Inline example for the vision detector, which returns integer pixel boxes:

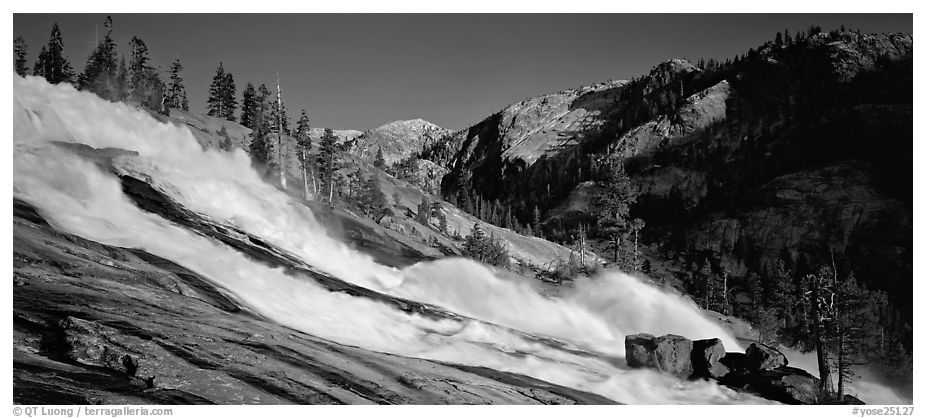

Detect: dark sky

[13,14,912,131]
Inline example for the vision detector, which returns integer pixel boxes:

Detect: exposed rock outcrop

[745,343,788,371]
[614,80,730,159]
[624,333,693,379]
[719,366,820,405]
[442,30,912,321]
[691,338,729,379]
[625,333,839,405]
[348,119,452,166]
[13,199,616,405]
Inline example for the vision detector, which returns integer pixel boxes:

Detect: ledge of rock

[624,333,693,379]
[625,333,857,405]
[719,366,820,405]
[745,343,788,371]
[13,199,617,405]
[691,338,729,379]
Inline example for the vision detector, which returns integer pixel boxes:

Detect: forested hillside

[437,28,913,384]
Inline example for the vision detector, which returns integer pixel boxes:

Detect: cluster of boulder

[624,333,859,405]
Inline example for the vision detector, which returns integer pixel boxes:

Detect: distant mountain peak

[350,118,453,165]
[653,58,698,73]
[374,118,446,132]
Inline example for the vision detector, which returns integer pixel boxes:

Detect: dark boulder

[740,366,820,405]
[719,364,820,404]
[691,338,729,379]
[719,352,750,373]
[745,343,788,371]
[625,333,693,379]
[625,333,656,368]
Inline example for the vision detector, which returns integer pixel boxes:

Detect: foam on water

[14,76,778,404]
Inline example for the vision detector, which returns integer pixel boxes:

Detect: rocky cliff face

[442,80,626,198]
[348,119,453,166]
[440,30,912,316]
[13,198,614,405]
[453,80,626,166]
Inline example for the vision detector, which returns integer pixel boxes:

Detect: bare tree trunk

[310,167,318,195]
[810,276,833,397]
[831,246,838,284]
[612,235,618,265]
[328,178,334,204]
[276,75,286,190]
[580,233,586,266]
[837,326,845,401]
[706,279,712,311]
[723,270,729,315]
[301,148,310,200]
[815,327,832,396]
[632,228,639,271]
[278,136,286,189]
[832,245,842,401]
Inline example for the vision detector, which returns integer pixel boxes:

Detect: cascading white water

[14,76,772,404]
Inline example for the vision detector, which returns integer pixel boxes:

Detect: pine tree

[373,148,387,170]
[165,57,189,110]
[438,211,448,234]
[462,223,510,267]
[430,201,443,218]
[128,37,150,92]
[248,84,274,170]
[343,170,361,202]
[206,63,227,117]
[417,198,430,226]
[484,231,510,268]
[799,268,835,396]
[698,258,715,309]
[131,39,164,111]
[294,109,315,199]
[77,16,120,100]
[249,121,273,168]
[766,258,797,328]
[490,199,501,226]
[217,126,233,151]
[32,46,46,77]
[293,110,309,141]
[462,188,474,214]
[240,83,259,130]
[463,223,487,260]
[357,174,387,220]
[127,37,165,112]
[116,57,128,99]
[818,268,891,401]
[14,36,28,77]
[370,176,388,220]
[33,23,74,84]
[221,71,237,121]
[269,88,289,135]
[533,205,542,237]
[257,84,271,105]
[316,128,341,203]
[594,161,638,265]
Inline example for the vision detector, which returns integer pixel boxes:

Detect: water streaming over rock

[13,76,782,404]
